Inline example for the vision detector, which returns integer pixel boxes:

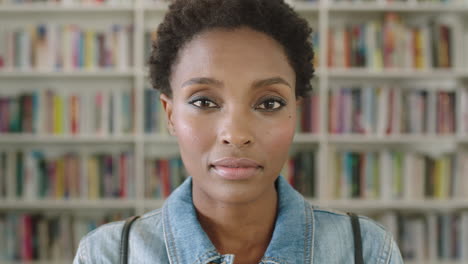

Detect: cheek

[260,112,296,159]
[172,109,215,166]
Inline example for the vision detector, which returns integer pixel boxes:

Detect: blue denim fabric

[73,176,403,264]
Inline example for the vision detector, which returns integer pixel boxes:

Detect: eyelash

[188,96,219,109]
[256,97,286,111]
[188,96,286,111]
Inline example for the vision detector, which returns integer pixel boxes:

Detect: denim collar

[162,176,315,264]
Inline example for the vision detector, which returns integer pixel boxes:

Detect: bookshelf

[1,0,468,262]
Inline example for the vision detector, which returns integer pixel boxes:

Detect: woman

[73,0,403,263]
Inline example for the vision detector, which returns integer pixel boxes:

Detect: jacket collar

[162,176,315,264]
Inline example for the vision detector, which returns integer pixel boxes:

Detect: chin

[211,181,273,205]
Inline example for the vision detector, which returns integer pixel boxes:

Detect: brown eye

[256,98,285,111]
[190,98,218,108]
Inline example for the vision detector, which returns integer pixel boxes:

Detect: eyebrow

[181,77,292,89]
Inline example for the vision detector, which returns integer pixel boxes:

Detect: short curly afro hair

[148,0,315,98]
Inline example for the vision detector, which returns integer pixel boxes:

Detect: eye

[256,98,286,111]
[189,97,219,109]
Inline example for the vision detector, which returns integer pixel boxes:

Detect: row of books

[144,88,167,135]
[459,87,468,134]
[297,94,319,133]
[282,151,316,197]
[144,156,186,199]
[375,211,468,261]
[0,149,135,199]
[0,212,129,261]
[327,13,458,69]
[330,149,468,200]
[0,23,133,71]
[0,85,462,136]
[0,88,135,135]
[328,84,456,134]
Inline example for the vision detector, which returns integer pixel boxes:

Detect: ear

[160,93,175,136]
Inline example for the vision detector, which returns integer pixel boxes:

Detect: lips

[210,157,262,180]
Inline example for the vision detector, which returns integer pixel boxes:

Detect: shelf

[327,68,463,79]
[310,199,468,212]
[0,199,138,210]
[293,133,322,143]
[0,3,134,12]
[0,134,463,145]
[2,2,468,13]
[6,68,467,80]
[143,1,169,12]
[328,2,468,12]
[0,134,135,144]
[144,134,178,144]
[290,1,320,12]
[143,199,165,209]
[0,69,135,78]
[327,134,456,144]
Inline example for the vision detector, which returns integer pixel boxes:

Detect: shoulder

[311,205,403,264]
[73,208,165,264]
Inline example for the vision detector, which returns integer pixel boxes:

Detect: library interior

[0,0,468,263]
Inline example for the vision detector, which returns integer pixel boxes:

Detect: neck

[193,184,278,264]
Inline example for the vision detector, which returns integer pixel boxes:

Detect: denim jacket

[73,176,403,264]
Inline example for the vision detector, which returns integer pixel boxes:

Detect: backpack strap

[347,212,364,264]
[120,215,140,264]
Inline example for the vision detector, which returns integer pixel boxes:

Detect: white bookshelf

[1,0,468,263]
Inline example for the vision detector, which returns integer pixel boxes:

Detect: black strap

[347,212,364,264]
[120,215,140,264]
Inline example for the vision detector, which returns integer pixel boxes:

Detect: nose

[219,110,254,148]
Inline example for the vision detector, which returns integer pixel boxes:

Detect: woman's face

[160,26,298,204]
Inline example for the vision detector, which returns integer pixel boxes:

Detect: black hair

[148,0,315,98]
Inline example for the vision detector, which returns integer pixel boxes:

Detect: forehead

[169,26,296,90]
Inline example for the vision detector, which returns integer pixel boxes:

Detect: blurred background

[0,0,467,263]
